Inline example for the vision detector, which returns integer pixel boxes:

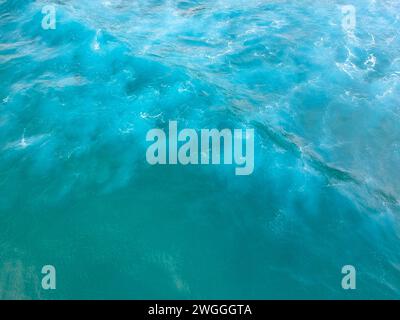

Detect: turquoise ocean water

[0,0,400,299]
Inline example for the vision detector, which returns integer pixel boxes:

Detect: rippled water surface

[1,0,400,299]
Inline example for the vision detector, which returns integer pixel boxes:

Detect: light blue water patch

[0,0,400,299]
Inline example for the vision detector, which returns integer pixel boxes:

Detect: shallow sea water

[0,0,400,299]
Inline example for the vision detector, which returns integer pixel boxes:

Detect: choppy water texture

[1,0,400,299]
